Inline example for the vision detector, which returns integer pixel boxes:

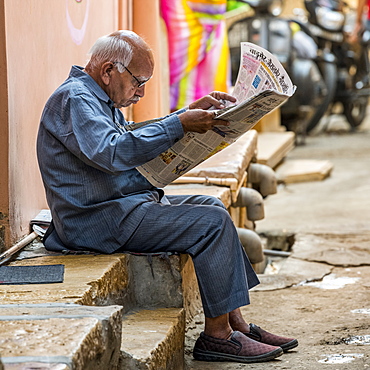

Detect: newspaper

[132,42,296,188]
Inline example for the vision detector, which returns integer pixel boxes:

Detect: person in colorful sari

[160,0,231,111]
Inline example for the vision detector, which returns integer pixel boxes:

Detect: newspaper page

[135,42,295,188]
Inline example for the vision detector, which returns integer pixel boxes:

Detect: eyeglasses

[112,61,150,88]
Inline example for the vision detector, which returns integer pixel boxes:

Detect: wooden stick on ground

[0,232,38,266]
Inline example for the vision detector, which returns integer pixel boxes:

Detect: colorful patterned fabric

[160,0,231,111]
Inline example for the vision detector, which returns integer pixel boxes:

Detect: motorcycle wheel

[305,61,337,133]
[343,96,369,129]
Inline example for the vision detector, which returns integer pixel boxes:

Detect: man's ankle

[204,328,233,340]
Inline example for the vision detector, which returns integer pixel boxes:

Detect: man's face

[107,51,154,109]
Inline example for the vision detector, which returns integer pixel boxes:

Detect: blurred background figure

[160,0,231,111]
[350,0,370,43]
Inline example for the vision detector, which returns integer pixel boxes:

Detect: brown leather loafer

[244,323,298,352]
[193,330,283,363]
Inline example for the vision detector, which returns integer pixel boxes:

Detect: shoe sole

[193,347,283,363]
[280,339,299,352]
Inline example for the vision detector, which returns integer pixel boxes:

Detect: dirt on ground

[185,111,370,369]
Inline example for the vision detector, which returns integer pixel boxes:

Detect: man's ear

[101,62,113,85]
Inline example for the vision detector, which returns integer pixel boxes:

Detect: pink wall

[0,0,170,248]
[1,0,135,246]
[0,1,10,248]
[132,0,170,122]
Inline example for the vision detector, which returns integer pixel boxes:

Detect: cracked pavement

[185,112,370,369]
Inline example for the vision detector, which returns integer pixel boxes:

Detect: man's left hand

[189,91,236,111]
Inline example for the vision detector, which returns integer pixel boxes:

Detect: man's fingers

[189,91,236,110]
[213,118,230,126]
[210,91,237,103]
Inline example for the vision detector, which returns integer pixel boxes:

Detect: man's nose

[136,85,146,97]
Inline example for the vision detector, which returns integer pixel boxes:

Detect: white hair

[87,30,141,72]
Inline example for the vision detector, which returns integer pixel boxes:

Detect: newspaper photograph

[135,42,296,188]
[137,129,231,188]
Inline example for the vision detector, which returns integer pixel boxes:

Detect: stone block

[129,254,183,308]
[0,303,123,370]
[179,255,202,323]
[0,254,134,310]
[3,363,69,369]
[128,254,201,323]
[257,131,295,168]
[276,159,333,183]
[184,130,258,182]
[120,308,185,370]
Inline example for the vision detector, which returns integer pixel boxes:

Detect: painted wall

[0,0,170,248]
[1,0,134,246]
[0,1,9,249]
[132,0,170,122]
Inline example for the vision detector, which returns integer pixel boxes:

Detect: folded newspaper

[133,42,296,188]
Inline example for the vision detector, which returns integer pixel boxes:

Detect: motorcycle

[227,0,338,136]
[303,0,370,131]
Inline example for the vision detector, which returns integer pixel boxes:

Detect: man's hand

[178,109,230,134]
[189,91,237,111]
[178,91,235,133]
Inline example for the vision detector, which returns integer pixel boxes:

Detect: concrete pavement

[258,112,370,235]
[185,110,370,369]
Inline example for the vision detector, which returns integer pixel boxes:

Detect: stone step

[0,303,123,369]
[0,254,133,308]
[0,253,201,369]
[183,130,258,182]
[0,304,185,370]
[178,130,258,204]
[128,254,200,323]
[0,252,200,318]
[120,308,185,370]
[257,131,295,168]
[275,159,334,184]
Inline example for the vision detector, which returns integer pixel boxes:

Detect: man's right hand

[178,109,230,134]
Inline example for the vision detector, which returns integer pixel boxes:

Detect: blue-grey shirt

[37,66,185,253]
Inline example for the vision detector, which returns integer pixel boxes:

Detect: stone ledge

[129,254,201,324]
[0,254,133,309]
[0,303,122,370]
[120,308,185,370]
[257,131,295,168]
[183,130,258,181]
[1,248,201,319]
[0,251,201,369]
[275,159,334,183]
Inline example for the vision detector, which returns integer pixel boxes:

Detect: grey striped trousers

[122,194,260,318]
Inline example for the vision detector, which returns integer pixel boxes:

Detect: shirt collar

[69,65,114,106]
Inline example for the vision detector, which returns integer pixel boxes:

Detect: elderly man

[37,30,298,364]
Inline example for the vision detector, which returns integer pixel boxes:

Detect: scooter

[227,0,337,136]
[303,0,370,130]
